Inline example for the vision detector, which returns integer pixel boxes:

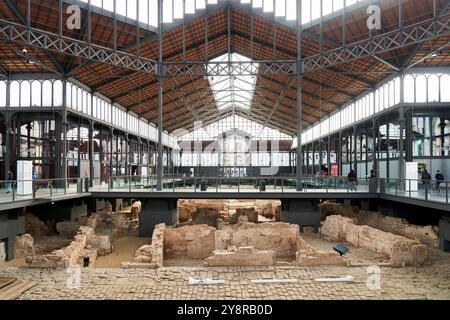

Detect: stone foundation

[216,223,299,259]
[204,246,276,267]
[321,215,427,267]
[320,202,439,247]
[296,236,346,266]
[164,225,215,259]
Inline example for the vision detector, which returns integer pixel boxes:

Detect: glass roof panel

[207,53,258,111]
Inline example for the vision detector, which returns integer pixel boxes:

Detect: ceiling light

[22,48,27,54]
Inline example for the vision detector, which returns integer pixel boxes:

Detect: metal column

[157,0,164,191]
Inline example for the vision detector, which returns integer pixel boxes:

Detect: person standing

[421,170,431,185]
[347,169,357,191]
[6,170,13,193]
[435,170,444,193]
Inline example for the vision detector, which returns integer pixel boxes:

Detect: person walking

[347,169,357,191]
[435,170,444,193]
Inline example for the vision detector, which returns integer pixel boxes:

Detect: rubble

[321,215,428,267]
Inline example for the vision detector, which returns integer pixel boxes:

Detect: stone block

[56,221,82,238]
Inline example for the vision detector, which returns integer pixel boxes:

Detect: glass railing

[381,178,449,204]
[0,178,85,204]
[89,175,376,194]
[0,176,447,206]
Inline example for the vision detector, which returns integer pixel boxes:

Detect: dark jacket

[436,173,444,181]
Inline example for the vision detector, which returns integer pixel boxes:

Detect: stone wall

[177,200,281,224]
[123,224,166,269]
[0,241,5,262]
[321,215,427,267]
[231,208,258,224]
[320,202,439,247]
[26,226,94,268]
[164,225,216,259]
[24,214,49,237]
[356,211,439,247]
[216,223,299,259]
[204,246,276,267]
[56,221,82,238]
[14,234,34,258]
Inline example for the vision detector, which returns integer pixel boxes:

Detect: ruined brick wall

[26,224,112,268]
[216,223,299,258]
[24,214,49,237]
[356,211,439,247]
[26,226,93,268]
[56,221,82,238]
[177,200,281,224]
[126,224,166,268]
[164,225,216,259]
[319,203,439,247]
[14,234,34,258]
[321,215,427,267]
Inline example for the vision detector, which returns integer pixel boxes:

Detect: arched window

[404,75,415,103]
[20,81,31,107]
[428,74,440,102]
[389,81,395,108]
[66,82,72,107]
[383,84,389,109]
[415,75,427,103]
[71,86,77,109]
[77,88,83,111]
[394,77,401,105]
[31,80,41,107]
[441,74,450,102]
[53,80,63,106]
[0,81,6,106]
[42,80,53,106]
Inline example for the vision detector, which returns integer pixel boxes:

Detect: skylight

[178,115,292,141]
[207,53,258,111]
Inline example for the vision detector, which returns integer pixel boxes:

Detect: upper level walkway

[0,176,448,212]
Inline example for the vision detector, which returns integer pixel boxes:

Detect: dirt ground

[94,236,150,268]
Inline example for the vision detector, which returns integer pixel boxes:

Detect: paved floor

[1,259,449,300]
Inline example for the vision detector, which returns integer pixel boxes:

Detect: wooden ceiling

[0,0,449,136]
